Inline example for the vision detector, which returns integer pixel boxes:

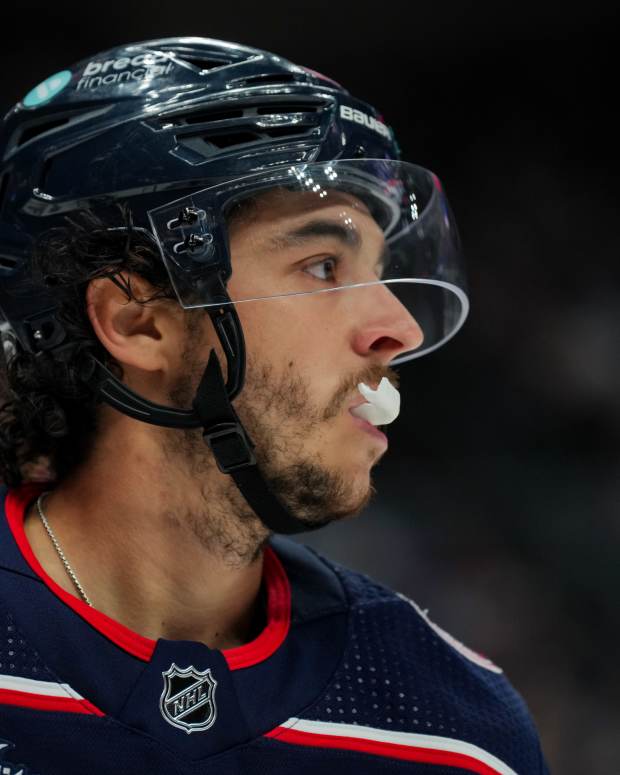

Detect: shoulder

[331,555,504,672]
[276,546,548,774]
[276,541,503,674]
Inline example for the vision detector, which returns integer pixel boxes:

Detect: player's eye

[303,256,339,282]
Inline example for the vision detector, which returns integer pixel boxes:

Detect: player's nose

[350,283,424,361]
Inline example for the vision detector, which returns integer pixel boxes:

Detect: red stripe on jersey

[0,688,104,716]
[223,546,290,670]
[6,485,291,669]
[5,484,156,662]
[265,727,505,775]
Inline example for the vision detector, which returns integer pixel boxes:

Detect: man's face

[200,187,424,528]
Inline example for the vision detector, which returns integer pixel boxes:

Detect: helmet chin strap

[81,294,329,536]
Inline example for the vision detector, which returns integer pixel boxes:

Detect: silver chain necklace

[36,493,93,607]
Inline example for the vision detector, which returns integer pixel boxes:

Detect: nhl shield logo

[160,664,218,734]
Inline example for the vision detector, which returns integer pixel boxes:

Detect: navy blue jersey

[0,484,548,774]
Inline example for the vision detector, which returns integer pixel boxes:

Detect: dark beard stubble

[163,333,395,565]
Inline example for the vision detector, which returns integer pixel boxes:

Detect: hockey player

[0,38,548,774]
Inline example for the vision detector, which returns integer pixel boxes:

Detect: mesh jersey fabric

[0,485,549,774]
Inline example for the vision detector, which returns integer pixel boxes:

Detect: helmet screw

[179,207,200,225]
[187,234,204,251]
[167,207,206,231]
[185,233,208,253]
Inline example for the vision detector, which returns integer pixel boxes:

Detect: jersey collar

[4,483,291,669]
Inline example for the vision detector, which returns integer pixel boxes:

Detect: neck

[23,414,270,649]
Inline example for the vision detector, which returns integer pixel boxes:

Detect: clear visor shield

[148,159,468,363]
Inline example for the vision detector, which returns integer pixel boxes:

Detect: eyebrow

[267,219,362,252]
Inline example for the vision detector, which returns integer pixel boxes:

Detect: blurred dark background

[2,2,618,772]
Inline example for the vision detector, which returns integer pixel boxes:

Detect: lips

[349,412,388,443]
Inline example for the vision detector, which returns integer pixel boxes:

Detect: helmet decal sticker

[340,105,391,139]
[77,52,175,92]
[22,70,72,108]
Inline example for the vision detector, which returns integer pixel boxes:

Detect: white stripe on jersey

[278,717,518,775]
[0,673,84,700]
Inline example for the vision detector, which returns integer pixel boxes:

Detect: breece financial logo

[23,70,72,107]
[77,51,174,91]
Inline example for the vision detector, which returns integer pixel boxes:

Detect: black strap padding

[230,465,331,534]
[207,304,245,400]
[84,356,202,428]
[192,350,325,535]
[78,276,327,534]
[83,353,324,534]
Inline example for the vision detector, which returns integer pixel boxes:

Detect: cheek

[238,297,338,362]
[236,298,345,402]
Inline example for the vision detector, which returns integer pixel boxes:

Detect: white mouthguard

[351,377,401,426]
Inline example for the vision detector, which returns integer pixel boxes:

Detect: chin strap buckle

[203,421,256,474]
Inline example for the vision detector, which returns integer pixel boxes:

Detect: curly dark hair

[0,207,181,488]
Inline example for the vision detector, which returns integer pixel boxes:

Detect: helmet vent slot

[14,116,71,149]
[0,254,18,271]
[159,98,326,130]
[238,73,297,87]
[182,108,245,125]
[256,102,322,115]
[176,119,314,158]
[262,125,312,138]
[38,157,54,191]
[179,56,232,72]
[0,172,10,215]
[205,131,262,149]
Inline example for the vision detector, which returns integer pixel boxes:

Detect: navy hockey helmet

[0,38,468,534]
[0,37,398,269]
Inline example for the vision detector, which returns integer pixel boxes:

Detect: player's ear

[86,273,183,373]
